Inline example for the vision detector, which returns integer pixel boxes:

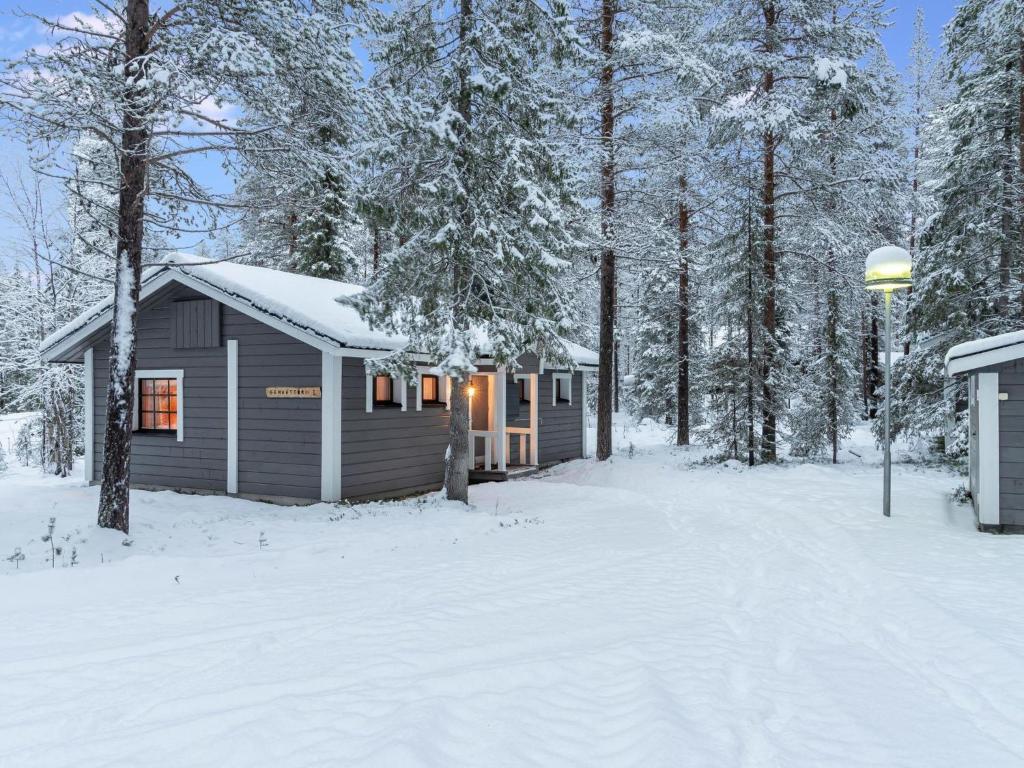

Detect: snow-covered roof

[41,255,598,368]
[945,330,1024,376]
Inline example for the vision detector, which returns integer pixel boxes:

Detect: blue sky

[0,0,960,264]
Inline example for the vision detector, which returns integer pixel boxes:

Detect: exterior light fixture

[865,245,913,518]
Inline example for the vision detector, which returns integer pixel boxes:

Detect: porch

[467,369,539,482]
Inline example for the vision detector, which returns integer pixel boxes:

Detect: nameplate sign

[265,387,321,399]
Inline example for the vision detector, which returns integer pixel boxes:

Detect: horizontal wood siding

[92,284,227,491]
[538,371,582,464]
[998,360,1024,524]
[341,357,450,499]
[227,307,321,500]
[90,282,322,501]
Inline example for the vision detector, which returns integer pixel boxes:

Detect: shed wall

[997,359,1024,525]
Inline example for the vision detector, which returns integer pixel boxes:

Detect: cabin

[945,331,1024,532]
[40,256,597,504]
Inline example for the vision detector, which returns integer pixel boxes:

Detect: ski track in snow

[1,423,1024,767]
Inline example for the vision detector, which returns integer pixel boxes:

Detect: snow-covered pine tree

[709,0,891,462]
[358,0,581,502]
[787,42,906,461]
[895,0,1023,450]
[2,0,364,532]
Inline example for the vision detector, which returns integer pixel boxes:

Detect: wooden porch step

[468,465,541,484]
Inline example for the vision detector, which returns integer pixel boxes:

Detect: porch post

[529,373,539,465]
[496,366,507,472]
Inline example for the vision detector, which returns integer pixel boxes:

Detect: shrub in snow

[41,517,63,569]
[6,547,25,570]
[951,485,972,505]
[15,418,42,467]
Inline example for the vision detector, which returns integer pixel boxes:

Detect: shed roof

[945,330,1024,376]
[41,254,598,368]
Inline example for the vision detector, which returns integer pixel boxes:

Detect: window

[366,373,407,412]
[138,378,178,432]
[552,372,572,405]
[421,374,441,405]
[373,374,395,405]
[518,378,529,404]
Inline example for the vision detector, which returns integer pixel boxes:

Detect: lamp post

[865,245,913,517]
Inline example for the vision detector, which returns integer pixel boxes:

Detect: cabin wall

[340,358,451,500]
[538,371,583,464]
[90,283,322,501]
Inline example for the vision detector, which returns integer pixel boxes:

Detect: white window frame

[365,373,406,413]
[416,368,447,411]
[513,373,531,404]
[552,372,572,406]
[134,369,184,442]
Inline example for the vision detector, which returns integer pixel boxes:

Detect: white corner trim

[581,371,588,458]
[399,376,407,412]
[539,356,545,375]
[321,352,343,502]
[83,347,94,483]
[226,340,238,495]
[496,366,507,472]
[978,372,1000,526]
[416,373,423,411]
[552,372,572,406]
[365,373,373,413]
[134,368,184,442]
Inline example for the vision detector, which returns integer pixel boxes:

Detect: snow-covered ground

[2,419,1024,767]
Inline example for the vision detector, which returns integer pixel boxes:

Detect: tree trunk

[676,174,690,446]
[445,378,471,503]
[1019,33,1024,315]
[97,0,150,534]
[372,225,381,274]
[595,0,616,461]
[746,197,756,467]
[868,294,880,418]
[826,108,839,464]
[759,0,778,463]
[444,0,474,503]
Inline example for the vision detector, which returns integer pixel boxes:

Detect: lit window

[422,374,441,404]
[138,378,178,432]
[373,374,394,405]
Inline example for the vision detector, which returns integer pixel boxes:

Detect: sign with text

[265,387,321,399]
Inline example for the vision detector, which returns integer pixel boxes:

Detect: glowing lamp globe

[865,246,912,291]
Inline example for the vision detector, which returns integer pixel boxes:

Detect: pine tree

[358,0,581,502]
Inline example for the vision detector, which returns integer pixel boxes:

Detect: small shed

[945,331,1024,531]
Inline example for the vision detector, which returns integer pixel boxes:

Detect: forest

[0,0,1021,507]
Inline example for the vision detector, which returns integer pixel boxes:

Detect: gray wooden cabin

[41,257,597,504]
[946,331,1024,531]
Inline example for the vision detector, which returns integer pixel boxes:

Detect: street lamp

[865,245,912,517]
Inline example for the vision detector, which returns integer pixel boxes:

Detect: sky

[0,0,961,266]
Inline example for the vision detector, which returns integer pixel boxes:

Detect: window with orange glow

[421,374,440,404]
[138,378,178,432]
